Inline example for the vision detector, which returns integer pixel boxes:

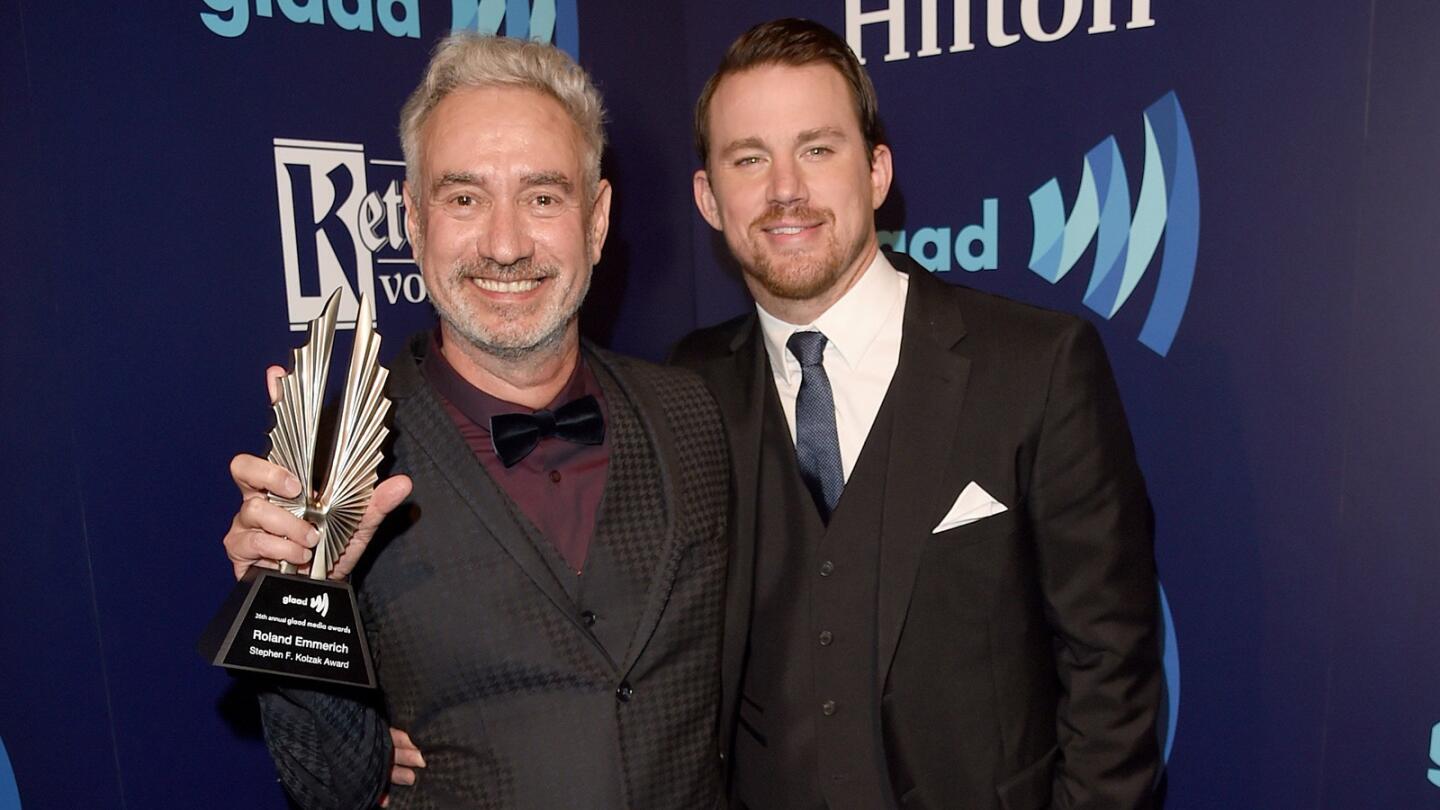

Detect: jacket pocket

[930,510,1020,549]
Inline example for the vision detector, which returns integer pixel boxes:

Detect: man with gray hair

[223,34,728,809]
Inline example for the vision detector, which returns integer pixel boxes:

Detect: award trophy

[199,290,390,688]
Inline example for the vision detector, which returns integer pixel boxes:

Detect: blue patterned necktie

[787,331,845,522]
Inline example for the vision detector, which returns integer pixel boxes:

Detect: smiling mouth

[755,205,829,237]
[472,277,543,293]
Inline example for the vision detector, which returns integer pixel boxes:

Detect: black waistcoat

[733,381,895,810]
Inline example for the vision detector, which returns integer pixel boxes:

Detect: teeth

[769,226,805,235]
[473,278,541,293]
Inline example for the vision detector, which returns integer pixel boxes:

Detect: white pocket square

[931,481,1008,534]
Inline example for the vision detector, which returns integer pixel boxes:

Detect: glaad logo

[1027,91,1199,357]
[198,0,578,56]
[846,0,1154,65]
[273,138,427,331]
[200,0,421,39]
[282,592,331,618]
[877,92,1198,356]
[452,0,580,58]
[1429,722,1440,788]
[878,198,999,274]
[0,735,18,810]
[1157,582,1180,766]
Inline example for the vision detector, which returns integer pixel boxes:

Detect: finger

[265,366,286,406]
[390,765,416,786]
[232,530,314,568]
[230,454,301,499]
[364,475,414,529]
[230,554,279,582]
[236,498,318,546]
[224,525,311,581]
[328,475,412,579]
[390,729,426,768]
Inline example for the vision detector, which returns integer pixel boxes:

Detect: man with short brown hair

[674,17,1162,810]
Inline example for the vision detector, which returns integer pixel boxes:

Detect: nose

[478,199,534,266]
[766,154,808,208]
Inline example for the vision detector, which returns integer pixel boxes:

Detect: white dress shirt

[756,251,909,482]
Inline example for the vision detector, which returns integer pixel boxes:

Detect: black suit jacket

[258,336,729,810]
[671,253,1161,810]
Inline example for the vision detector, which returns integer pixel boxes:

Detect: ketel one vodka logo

[273,138,426,330]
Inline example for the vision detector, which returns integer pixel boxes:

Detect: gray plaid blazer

[257,335,729,810]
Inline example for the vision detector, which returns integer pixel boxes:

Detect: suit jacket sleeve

[256,684,392,810]
[1030,319,1161,809]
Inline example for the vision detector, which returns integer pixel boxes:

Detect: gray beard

[433,254,591,363]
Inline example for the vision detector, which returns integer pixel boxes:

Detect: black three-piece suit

[257,336,729,809]
[671,253,1162,810]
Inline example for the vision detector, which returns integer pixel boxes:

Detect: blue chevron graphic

[1158,582,1180,765]
[0,736,19,810]
[1028,92,1199,356]
[451,0,580,59]
[1429,723,1440,787]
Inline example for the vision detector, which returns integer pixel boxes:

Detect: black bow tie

[490,395,605,468]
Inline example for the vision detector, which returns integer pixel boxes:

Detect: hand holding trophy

[201,290,406,688]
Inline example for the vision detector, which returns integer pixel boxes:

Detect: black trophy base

[198,569,375,688]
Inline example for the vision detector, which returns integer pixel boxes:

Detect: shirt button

[581,610,597,627]
[819,560,834,577]
[821,700,837,716]
[615,682,633,703]
[819,630,833,646]
[549,470,562,483]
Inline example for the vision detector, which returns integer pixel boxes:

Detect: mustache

[451,257,552,281]
[751,204,832,230]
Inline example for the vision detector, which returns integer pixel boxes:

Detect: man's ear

[402,181,422,253]
[588,179,613,265]
[693,169,724,231]
[869,144,894,211]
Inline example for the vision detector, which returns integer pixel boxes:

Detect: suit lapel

[584,347,685,675]
[876,264,971,689]
[387,342,582,630]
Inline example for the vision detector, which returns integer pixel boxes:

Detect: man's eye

[452,194,475,206]
[734,155,761,167]
[805,146,832,157]
[527,193,569,217]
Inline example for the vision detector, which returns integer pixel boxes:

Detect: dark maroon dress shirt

[421,334,609,574]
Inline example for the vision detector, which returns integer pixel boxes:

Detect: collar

[420,329,595,433]
[755,250,907,385]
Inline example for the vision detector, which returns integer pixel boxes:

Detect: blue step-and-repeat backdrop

[2,1,1437,807]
